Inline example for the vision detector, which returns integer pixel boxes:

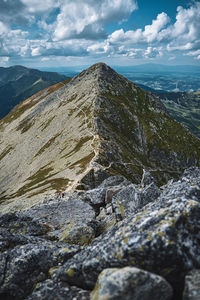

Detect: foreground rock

[55,168,200,300]
[91,267,172,300]
[23,193,96,246]
[183,269,200,300]
[0,168,199,299]
[28,280,90,300]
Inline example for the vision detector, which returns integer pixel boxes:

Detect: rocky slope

[0,63,200,213]
[0,65,67,119]
[0,167,200,300]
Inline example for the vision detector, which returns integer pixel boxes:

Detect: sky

[0,0,200,68]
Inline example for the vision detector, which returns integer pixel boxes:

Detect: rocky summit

[0,63,200,300]
[0,63,199,212]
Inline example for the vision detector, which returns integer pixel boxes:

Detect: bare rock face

[0,63,200,213]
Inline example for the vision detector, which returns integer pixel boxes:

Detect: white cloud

[53,0,137,40]
[108,12,170,45]
[160,2,200,47]
[30,39,89,57]
[21,0,60,13]
[143,12,170,42]
[0,21,8,36]
[108,28,143,44]
[87,41,112,54]
[0,0,199,64]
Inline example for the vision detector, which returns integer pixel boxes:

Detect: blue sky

[0,0,200,67]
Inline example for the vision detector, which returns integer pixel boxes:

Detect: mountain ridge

[0,62,199,213]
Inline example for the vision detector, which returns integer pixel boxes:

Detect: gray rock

[183,269,200,300]
[0,242,58,299]
[24,193,95,228]
[0,213,50,252]
[105,187,122,204]
[112,184,141,220]
[141,182,161,205]
[0,240,81,300]
[84,188,107,207]
[24,194,96,245]
[91,267,173,300]
[55,169,200,300]
[141,169,155,187]
[112,182,159,220]
[99,176,131,188]
[28,279,90,300]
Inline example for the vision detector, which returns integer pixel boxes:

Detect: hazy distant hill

[0,65,67,119]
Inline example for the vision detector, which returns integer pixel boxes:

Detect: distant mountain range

[0,65,67,119]
[114,64,200,74]
[41,63,200,74]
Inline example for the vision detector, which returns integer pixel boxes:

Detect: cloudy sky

[0,0,200,67]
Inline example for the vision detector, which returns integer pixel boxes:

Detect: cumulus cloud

[106,2,200,60]
[53,0,137,40]
[159,2,200,47]
[21,0,60,13]
[0,0,200,64]
[30,39,89,57]
[143,12,170,42]
[108,12,170,44]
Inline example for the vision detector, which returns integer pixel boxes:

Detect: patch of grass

[34,133,61,157]
[16,117,34,133]
[0,146,13,161]
[40,116,55,131]
[68,153,95,171]
[11,166,53,198]
[61,136,92,157]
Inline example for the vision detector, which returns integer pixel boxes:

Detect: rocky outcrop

[0,63,200,212]
[91,267,173,300]
[0,167,199,299]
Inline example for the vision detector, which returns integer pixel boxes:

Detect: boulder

[0,242,59,299]
[112,184,141,220]
[112,182,160,220]
[23,194,96,245]
[84,188,107,207]
[183,269,200,300]
[28,279,90,300]
[91,267,173,300]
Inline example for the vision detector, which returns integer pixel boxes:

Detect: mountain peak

[76,62,118,81]
[0,64,199,212]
